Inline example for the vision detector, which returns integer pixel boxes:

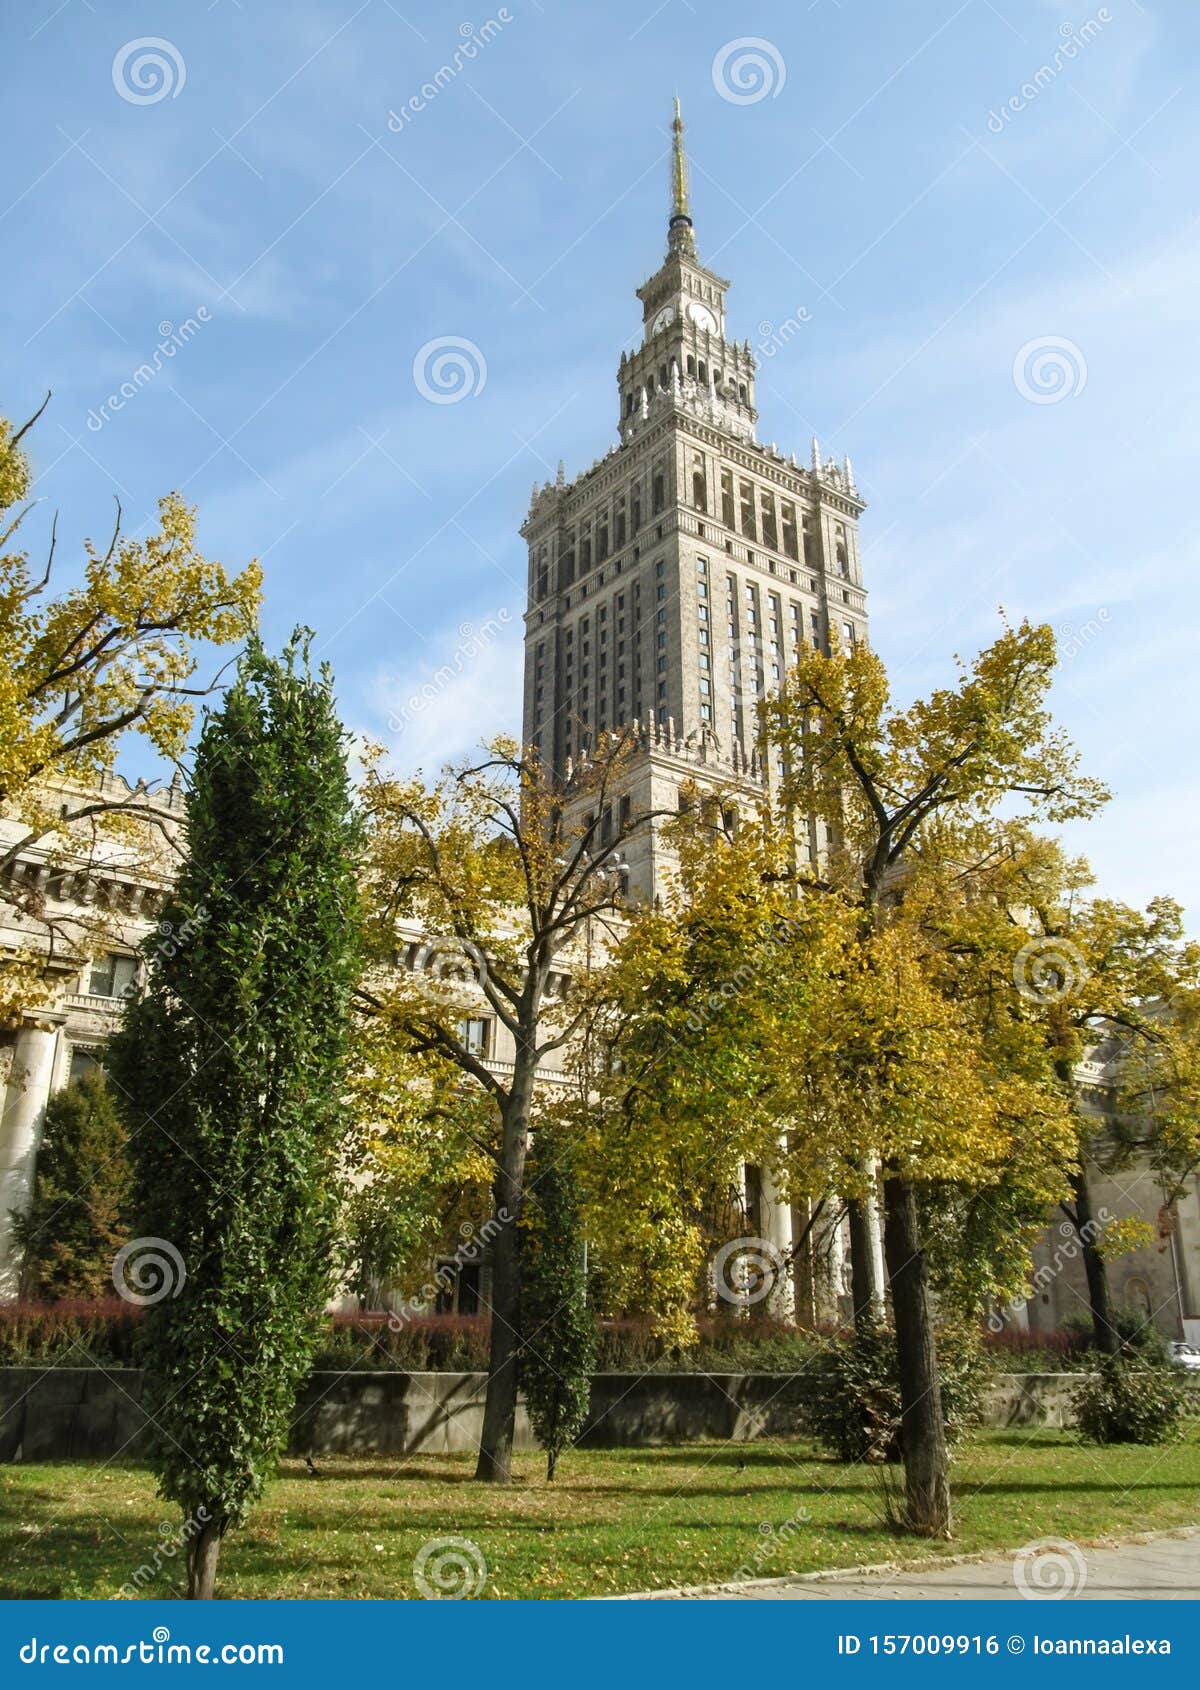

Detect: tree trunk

[1070,1167,1119,1356]
[882,1175,951,1538]
[185,1515,223,1599]
[547,1448,557,1481]
[846,1164,884,1330]
[474,1080,533,1483]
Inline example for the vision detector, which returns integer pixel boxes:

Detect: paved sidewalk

[637,1529,1200,1600]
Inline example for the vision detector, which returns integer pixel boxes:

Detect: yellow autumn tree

[757,618,1107,1536]
[0,400,261,1018]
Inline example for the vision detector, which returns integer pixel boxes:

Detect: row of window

[532,454,860,612]
[700,557,860,737]
[530,463,671,599]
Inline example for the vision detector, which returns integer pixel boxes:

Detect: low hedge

[0,1300,1166,1378]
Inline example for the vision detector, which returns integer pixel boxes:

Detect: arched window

[691,451,707,514]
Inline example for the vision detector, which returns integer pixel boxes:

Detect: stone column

[0,1011,66,1299]
[758,1163,795,1321]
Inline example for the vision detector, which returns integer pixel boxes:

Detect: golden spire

[668,97,696,256]
[671,96,689,221]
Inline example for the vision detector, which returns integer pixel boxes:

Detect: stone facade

[0,774,185,1297]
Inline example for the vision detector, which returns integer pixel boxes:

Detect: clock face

[650,305,676,335]
[687,300,719,334]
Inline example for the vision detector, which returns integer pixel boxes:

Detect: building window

[68,1048,102,1085]
[458,1017,492,1058]
[87,953,137,999]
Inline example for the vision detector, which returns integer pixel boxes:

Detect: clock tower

[622,101,757,447]
[521,102,869,901]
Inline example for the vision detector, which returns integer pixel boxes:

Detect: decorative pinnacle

[668,97,696,256]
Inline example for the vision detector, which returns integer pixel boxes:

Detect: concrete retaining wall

[0,1367,1098,1462]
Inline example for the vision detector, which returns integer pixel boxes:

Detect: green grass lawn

[2,1431,1197,1600]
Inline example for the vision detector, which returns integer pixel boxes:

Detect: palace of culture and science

[0,108,1195,1342]
[521,102,867,898]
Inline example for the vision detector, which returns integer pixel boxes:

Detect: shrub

[981,1324,1090,1372]
[311,1312,491,1372]
[518,1147,596,1479]
[0,1299,141,1367]
[13,1073,132,1299]
[802,1322,988,1462]
[1073,1355,1189,1445]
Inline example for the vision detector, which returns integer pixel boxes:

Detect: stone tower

[521,101,869,899]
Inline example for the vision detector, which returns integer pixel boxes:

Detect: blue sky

[5,0,1198,922]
